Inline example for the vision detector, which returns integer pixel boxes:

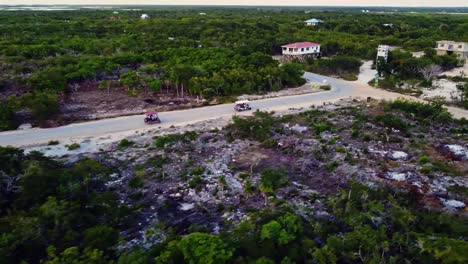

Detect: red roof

[146,112,158,116]
[281,42,320,48]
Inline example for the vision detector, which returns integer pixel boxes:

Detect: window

[459,45,463,49]
[440,44,444,47]
[289,48,293,52]
[301,48,304,51]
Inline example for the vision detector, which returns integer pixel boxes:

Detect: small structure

[304,18,323,26]
[412,51,425,58]
[140,14,150,20]
[436,41,468,59]
[281,42,320,62]
[376,45,390,62]
[199,12,206,15]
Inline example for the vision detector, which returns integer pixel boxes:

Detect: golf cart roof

[146,112,158,116]
[235,100,250,104]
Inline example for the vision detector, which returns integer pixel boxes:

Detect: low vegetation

[306,56,362,80]
[1,100,467,263]
[66,143,81,150]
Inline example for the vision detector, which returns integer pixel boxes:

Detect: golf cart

[144,112,161,124]
[234,100,252,112]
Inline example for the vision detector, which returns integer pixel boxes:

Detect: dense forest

[1,8,468,130]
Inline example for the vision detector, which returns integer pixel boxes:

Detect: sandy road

[1,72,467,148]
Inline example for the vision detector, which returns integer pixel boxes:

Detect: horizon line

[1,4,467,8]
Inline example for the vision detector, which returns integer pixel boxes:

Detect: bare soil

[61,89,203,123]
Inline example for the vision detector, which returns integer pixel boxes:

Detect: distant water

[0,6,79,11]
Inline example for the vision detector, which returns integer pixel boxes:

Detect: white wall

[282,46,320,55]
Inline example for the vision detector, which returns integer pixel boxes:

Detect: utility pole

[374,73,380,88]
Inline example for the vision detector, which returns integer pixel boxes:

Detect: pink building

[281,42,321,56]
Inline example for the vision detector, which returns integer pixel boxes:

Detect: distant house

[199,12,206,15]
[281,42,321,56]
[382,23,394,28]
[436,40,468,59]
[412,51,425,58]
[377,45,390,62]
[304,18,323,26]
[140,14,150,20]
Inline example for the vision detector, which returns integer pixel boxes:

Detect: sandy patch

[440,63,468,77]
[355,60,377,85]
[421,79,462,102]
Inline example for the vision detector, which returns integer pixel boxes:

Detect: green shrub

[66,143,80,150]
[129,176,144,189]
[319,85,331,91]
[230,111,278,141]
[326,161,339,172]
[335,146,346,153]
[386,99,452,122]
[190,166,205,176]
[313,122,332,135]
[119,138,134,149]
[47,140,60,145]
[188,175,203,190]
[374,114,409,132]
[154,135,180,148]
[448,185,468,197]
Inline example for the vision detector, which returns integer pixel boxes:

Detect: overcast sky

[2,0,467,7]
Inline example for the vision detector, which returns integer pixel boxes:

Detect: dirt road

[1,72,467,148]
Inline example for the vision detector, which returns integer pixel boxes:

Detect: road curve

[1,72,467,147]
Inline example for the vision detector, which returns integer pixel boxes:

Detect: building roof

[281,42,320,48]
[305,18,323,23]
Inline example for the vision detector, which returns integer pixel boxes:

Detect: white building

[304,18,324,26]
[436,40,468,59]
[281,42,321,56]
[140,14,150,20]
[377,45,390,61]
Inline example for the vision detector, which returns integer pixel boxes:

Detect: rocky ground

[41,98,467,250]
[421,78,464,103]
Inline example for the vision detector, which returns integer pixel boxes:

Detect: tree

[178,233,233,264]
[98,80,115,95]
[260,214,301,245]
[0,102,16,131]
[20,91,60,121]
[83,225,118,252]
[119,70,142,95]
[456,82,468,108]
[144,77,162,93]
[259,169,287,206]
[419,63,442,84]
[28,67,67,92]
[280,63,305,87]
